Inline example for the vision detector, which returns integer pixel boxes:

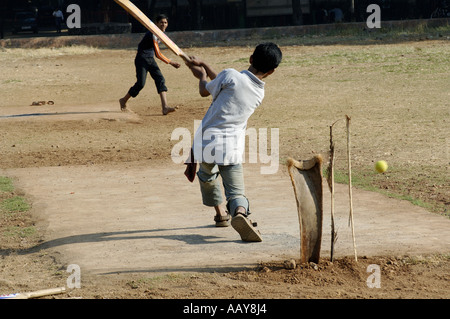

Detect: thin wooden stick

[327,120,341,262]
[346,115,357,262]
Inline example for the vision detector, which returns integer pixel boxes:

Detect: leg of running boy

[148,60,177,115]
[120,55,148,112]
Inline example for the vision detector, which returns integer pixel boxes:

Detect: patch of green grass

[0,176,14,192]
[383,192,434,211]
[403,254,450,265]
[324,168,444,215]
[1,176,36,243]
[0,46,99,61]
[289,23,450,45]
[232,57,248,64]
[3,226,36,238]
[2,79,22,84]
[283,44,450,75]
[1,177,31,217]
[0,196,30,214]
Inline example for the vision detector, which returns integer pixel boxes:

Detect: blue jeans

[197,163,249,216]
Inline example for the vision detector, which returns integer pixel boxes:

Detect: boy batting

[186,43,282,242]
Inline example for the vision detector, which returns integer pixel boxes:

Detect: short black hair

[156,14,169,22]
[251,43,282,73]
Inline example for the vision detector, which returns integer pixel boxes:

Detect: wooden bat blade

[114,0,190,62]
[6,287,66,299]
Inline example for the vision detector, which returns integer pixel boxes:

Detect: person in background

[119,14,181,115]
[53,8,64,33]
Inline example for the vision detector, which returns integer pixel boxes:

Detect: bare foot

[119,98,127,112]
[162,106,177,115]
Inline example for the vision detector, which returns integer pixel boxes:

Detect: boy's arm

[198,77,210,97]
[188,64,210,97]
[201,62,217,80]
[153,37,181,68]
[189,56,217,80]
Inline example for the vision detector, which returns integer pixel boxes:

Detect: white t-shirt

[53,10,64,19]
[193,69,265,165]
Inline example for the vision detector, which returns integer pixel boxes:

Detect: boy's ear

[262,69,275,78]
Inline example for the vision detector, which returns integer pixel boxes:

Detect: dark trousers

[55,18,62,33]
[128,54,167,98]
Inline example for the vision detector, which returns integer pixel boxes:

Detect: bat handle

[179,51,192,64]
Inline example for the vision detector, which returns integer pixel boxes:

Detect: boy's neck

[248,66,271,80]
[248,67,264,80]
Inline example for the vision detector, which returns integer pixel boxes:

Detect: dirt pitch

[0,37,449,300]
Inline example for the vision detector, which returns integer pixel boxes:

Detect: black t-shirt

[137,32,155,58]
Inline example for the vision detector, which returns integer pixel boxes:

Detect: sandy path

[4,160,449,276]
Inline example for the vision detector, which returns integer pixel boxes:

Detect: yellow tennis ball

[375,160,388,173]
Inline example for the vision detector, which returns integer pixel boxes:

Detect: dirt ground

[0,37,449,300]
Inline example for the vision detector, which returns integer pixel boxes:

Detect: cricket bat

[114,0,191,63]
[0,287,66,299]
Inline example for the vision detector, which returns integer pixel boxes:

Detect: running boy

[186,43,282,242]
[120,14,180,115]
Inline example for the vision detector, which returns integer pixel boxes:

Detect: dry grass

[0,46,100,60]
[0,30,449,300]
[0,39,448,216]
